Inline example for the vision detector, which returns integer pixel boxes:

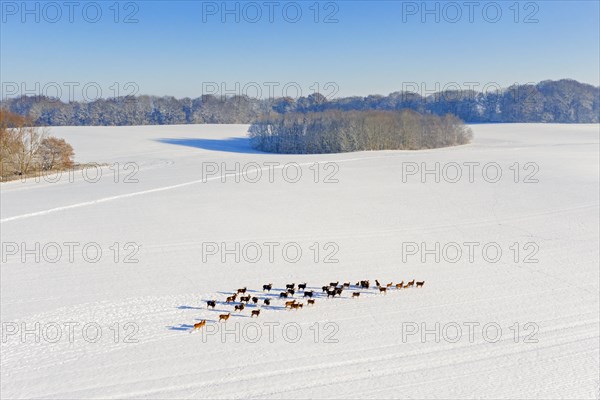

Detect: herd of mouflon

[191,279,425,331]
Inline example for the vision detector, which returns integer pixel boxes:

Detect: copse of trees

[1,79,598,126]
[0,110,74,181]
[249,110,473,154]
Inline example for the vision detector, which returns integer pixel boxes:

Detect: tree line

[1,79,598,126]
[0,111,74,181]
[249,110,473,154]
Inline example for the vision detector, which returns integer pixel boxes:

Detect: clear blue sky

[1,0,599,100]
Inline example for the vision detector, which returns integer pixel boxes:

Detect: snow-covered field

[1,123,599,399]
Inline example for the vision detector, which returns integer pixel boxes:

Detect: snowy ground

[1,123,599,399]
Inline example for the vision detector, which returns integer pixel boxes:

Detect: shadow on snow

[156,137,266,154]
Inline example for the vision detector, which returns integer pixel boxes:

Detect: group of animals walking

[192,279,425,331]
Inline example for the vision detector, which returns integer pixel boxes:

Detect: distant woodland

[1,79,597,155]
[249,110,472,153]
[1,80,598,126]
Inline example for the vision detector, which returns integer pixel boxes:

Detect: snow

[1,123,599,399]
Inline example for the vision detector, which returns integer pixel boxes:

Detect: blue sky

[1,0,599,100]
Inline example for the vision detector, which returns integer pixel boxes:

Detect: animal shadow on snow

[168,318,218,331]
[207,308,230,313]
[264,305,285,311]
[168,324,193,331]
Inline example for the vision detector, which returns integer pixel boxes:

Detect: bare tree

[1,110,75,181]
[38,137,75,171]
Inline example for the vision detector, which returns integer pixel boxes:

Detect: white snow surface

[1,123,599,399]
